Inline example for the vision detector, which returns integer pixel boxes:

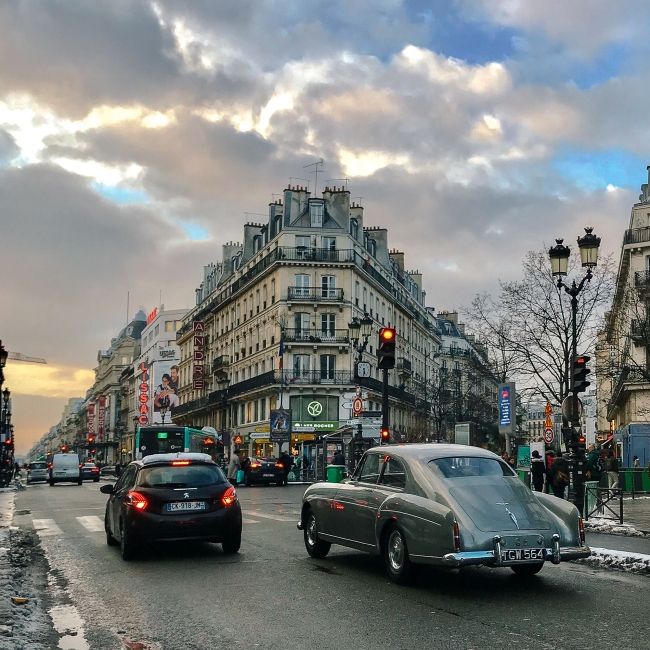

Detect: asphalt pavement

[3,481,649,650]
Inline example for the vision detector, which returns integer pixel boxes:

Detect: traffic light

[378,327,396,369]
[87,435,95,445]
[573,355,591,394]
[233,435,243,446]
[380,427,390,444]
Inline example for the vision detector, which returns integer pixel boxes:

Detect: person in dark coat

[548,452,570,499]
[279,450,293,486]
[530,450,546,492]
[332,450,345,466]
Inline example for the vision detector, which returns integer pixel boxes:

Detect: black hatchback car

[244,457,285,486]
[101,453,242,560]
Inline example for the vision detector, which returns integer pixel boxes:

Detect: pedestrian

[548,452,570,499]
[604,451,619,488]
[633,455,641,469]
[279,449,293,486]
[585,445,602,483]
[115,462,122,478]
[545,450,556,493]
[332,448,345,466]
[13,462,21,479]
[530,450,546,492]
[227,452,241,485]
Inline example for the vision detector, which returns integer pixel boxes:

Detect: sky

[1,0,649,454]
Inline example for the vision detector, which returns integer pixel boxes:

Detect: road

[12,481,650,650]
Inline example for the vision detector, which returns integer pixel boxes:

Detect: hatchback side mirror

[99,484,114,495]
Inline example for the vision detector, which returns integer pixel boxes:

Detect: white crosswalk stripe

[76,515,104,532]
[245,512,296,522]
[242,518,260,524]
[32,518,63,537]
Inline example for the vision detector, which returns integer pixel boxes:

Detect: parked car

[101,453,242,560]
[49,453,82,486]
[27,461,49,484]
[100,465,118,478]
[244,457,285,486]
[81,462,100,482]
[298,444,590,584]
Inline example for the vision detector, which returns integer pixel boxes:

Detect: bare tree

[465,248,615,405]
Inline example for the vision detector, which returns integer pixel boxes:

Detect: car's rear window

[29,462,47,470]
[429,457,515,479]
[137,463,226,488]
[83,464,97,468]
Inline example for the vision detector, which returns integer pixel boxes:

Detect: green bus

[135,426,217,459]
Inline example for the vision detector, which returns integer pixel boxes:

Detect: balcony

[279,370,354,385]
[278,247,355,263]
[396,358,412,373]
[287,287,344,301]
[624,227,650,246]
[634,270,650,292]
[211,356,230,373]
[630,319,650,344]
[283,329,350,344]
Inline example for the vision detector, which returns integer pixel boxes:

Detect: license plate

[165,501,206,512]
[263,473,274,477]
[500,548,544,563]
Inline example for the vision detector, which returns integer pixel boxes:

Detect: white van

[50,453,82,486]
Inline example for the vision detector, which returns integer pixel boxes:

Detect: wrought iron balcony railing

[211,356,230,373]
[287,287,344,301]
[634,270,650,289]
[630,319,650,343]
[283,329,350,344]
[624,227,650,246]
[278,247,355,263]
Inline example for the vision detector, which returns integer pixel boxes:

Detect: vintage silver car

[298,444,590,583]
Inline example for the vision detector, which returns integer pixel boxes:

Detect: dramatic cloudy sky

[2,0,649,454]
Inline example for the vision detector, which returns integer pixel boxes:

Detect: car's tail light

[250,462,261,469]
[127,491,148,511]
[221,486,237,507]
[578,517,585,545]
[275,462,283,469]
[453,521,461,552]
[171,460,191,466]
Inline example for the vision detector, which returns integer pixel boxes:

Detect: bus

[135,426,218,459]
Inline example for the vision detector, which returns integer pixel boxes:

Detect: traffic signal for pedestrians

[573,355,591,394]
[380,427,390,444]
[378,328,396,369]
[233,435,242,446]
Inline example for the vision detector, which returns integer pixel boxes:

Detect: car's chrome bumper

[441,535,590,568]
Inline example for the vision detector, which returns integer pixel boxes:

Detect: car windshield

[137,463,226,488]
[30,462,47,470]
[429,457,515,479]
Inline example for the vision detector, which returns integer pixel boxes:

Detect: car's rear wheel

[105,508,118,547]
[222,531,241,554]
[383,526,413,585]
[120,522,136,561]
[303,510,331,559]
[511,562,544,577]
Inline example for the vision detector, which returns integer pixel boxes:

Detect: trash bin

[326,465,345,483]
[516,469,530,488]
[584,481,599,518]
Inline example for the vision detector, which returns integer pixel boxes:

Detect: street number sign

[543,427,555,444]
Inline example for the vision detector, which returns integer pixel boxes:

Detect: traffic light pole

[381,368,389,445]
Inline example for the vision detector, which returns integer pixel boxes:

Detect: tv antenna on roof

[303,158,324,194]
[326,178,349,190]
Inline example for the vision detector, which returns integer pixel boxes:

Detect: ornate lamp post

[348,312,373,362]
[549,227,601,512]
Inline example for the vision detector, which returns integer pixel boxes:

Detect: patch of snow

[576,547,650,575]
[584,517,648,537]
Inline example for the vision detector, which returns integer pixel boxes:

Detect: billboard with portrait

[151,357,180,425]
[270,408,291,443]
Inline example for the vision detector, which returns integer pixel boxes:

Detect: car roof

[365,443,500,463]
[140,452,215,466]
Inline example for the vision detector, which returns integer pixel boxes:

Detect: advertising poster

[151,356,180,425]
[270,408,291,443]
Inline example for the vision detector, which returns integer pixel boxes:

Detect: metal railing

[283,329,350,344]
[278,247,355,263]
[279,370,354,385]
[624,227,650,246]
[287,287,344,301]
[634,270,650,288]
[584,486,623,524]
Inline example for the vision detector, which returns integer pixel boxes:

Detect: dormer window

[310,200,324,227]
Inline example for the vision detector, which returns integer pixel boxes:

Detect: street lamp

[548,227,601,512]
[348,312,373,362]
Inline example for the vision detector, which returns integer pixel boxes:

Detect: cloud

[0,128,18,165]
[6,364,95,399]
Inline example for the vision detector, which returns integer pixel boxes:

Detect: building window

[310,201,324,227]
[350,218,359,239]
[296,235,310,259]
[293,354,311,377]
[320,354,336,380]
[295,312,310,338]
[154,324,159,336]
[321,275,336,298]
[164,321,173,332]
[323,236,336,250]
[295,273,310,297]
[321,313,335,338]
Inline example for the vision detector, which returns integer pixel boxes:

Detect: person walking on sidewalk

[530,450,546,492]
[549,452,570,499]
[227,452,241,486]
[604,451,619,488]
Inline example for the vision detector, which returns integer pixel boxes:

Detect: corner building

[173,185,442,455]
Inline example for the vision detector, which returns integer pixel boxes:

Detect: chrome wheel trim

[306,515,317,547]
[388,530,404,572]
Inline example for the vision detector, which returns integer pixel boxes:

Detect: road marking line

[32,519,63,537]
[76,516,104,532]
[245,512,296,522]
[242,518,259,524]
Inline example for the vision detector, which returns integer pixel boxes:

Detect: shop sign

[193,320,205,389]
[294,421,338,432]
[97,395,106,441]
[138,361,150,425]
[87,402,96,437]
[146,307,158,325]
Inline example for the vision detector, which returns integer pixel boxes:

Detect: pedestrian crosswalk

[26,511,298,539]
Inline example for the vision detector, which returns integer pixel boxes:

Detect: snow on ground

[584,517,648,537]
[576,547,650,575]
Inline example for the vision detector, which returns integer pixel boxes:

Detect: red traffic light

[380,427,390,443]
[578,435,586,444]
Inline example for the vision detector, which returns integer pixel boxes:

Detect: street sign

[341,401,353,409]
[561,395,583,423]
[543,427,555,444]
[352,397,363,417]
